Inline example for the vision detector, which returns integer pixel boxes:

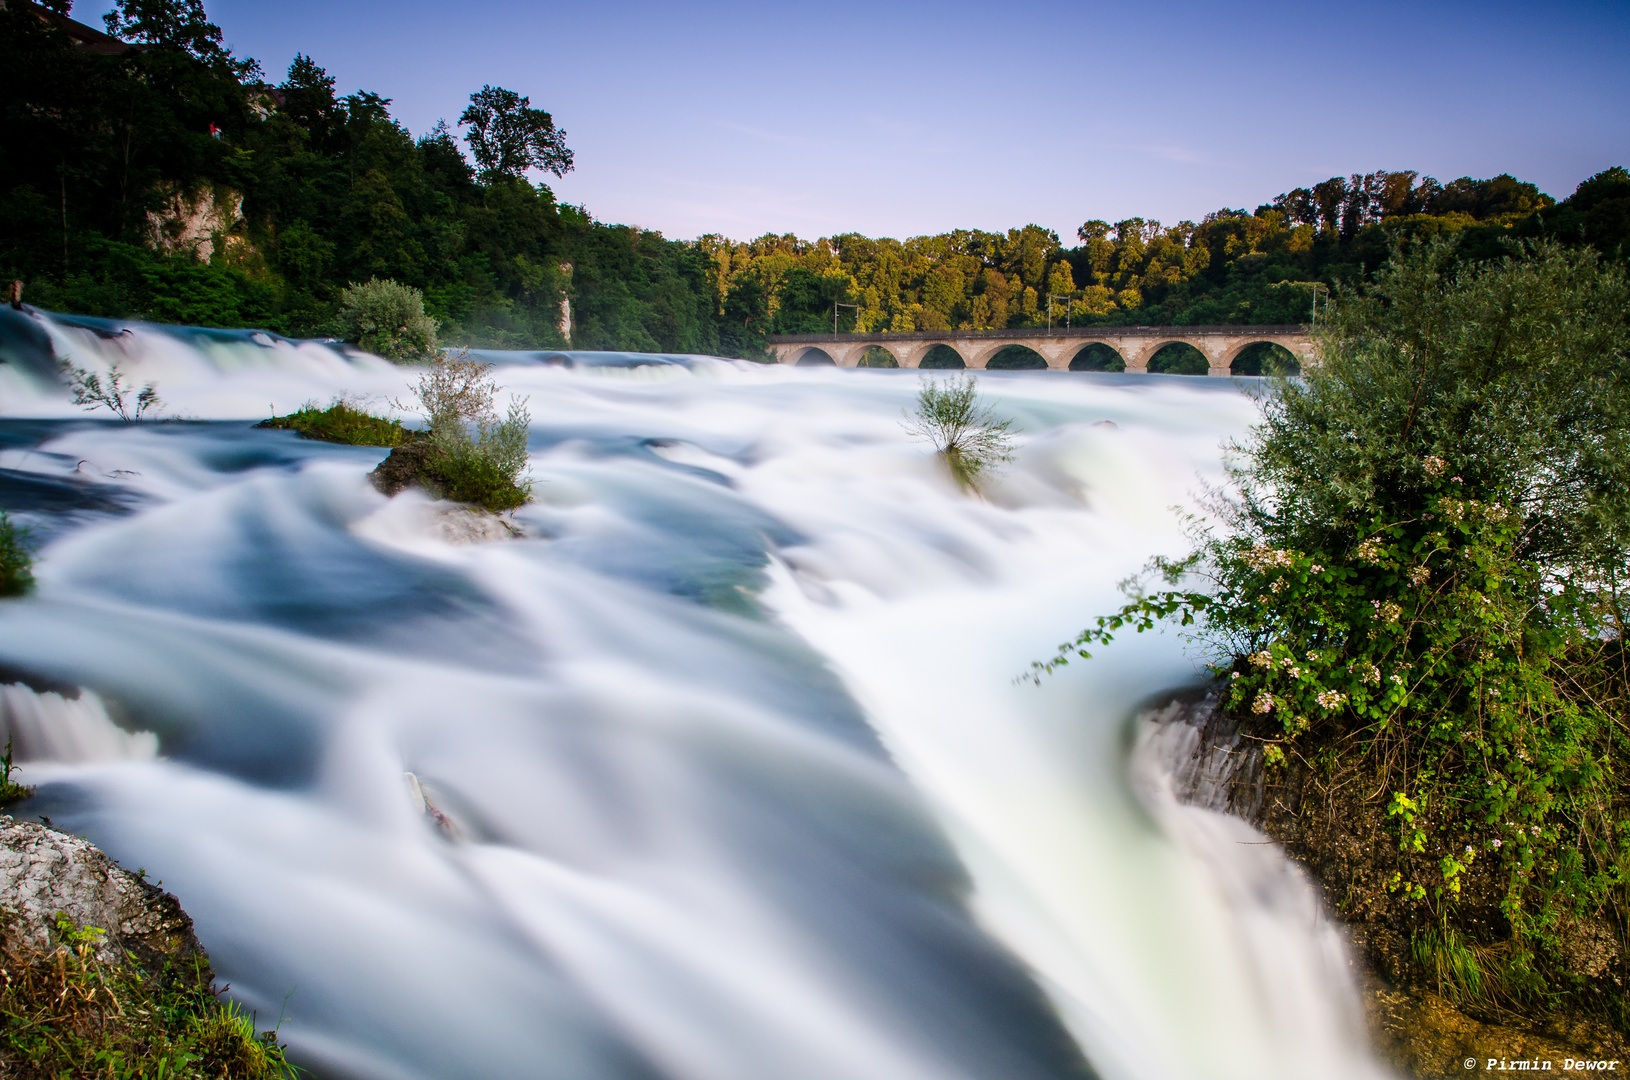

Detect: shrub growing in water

[60,362,161,421]
[335,278,439,362]
[1037,239,1630,1026]
[0,512,33,597]
[903,374,1014,491]
[371,350,531,511]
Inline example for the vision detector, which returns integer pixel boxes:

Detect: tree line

[3,0,1627,358]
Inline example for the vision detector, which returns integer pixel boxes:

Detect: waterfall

[0,308,1394,1080]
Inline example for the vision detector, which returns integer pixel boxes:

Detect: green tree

[104,0,256,75]
[459,86,573,184]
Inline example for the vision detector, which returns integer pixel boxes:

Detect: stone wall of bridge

[765,326,1316,375]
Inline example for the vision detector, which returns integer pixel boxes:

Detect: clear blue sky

[89,0,1630,244]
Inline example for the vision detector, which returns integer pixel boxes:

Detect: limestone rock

[0,815,207,979]
[432,505,520,544]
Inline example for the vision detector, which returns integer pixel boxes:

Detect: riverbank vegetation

[0,915,295,1079]
[1042,239,1630,1042]
[3,1,1626,360]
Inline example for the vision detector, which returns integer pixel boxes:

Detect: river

[0,310,1390,1080]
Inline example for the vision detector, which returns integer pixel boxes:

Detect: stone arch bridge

[767,325,1315,375]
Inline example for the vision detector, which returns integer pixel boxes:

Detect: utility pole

[833,302,859,334]
[1047,294,1072,330]
[1309,282,1327,327]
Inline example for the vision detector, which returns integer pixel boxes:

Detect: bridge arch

[794,346,837,366]
[1069,342,1126,372]
[919,343,964,369]
[986,345,1047,370]
[856,344,900,368]
[1226,339,1302,376]
[1146,340,1209,376]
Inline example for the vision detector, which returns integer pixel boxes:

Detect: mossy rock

[369,439,529,513]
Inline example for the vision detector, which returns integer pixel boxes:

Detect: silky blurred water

[0,309,1388,1080]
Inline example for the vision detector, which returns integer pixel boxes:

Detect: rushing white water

[0,309,1391,1080]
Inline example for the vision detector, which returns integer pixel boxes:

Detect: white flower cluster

[1371,600,1402,622]
[1242,545,1297,572]
[1251,690,1275,715]
[1357,663,1381,685]
[1422,456,1448,477]
[1355,539,1384,564]
[1409,564,1431,586]
[1249,651,1274,669]
[1315,689,1346,709]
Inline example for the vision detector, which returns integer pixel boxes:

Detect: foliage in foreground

[256,399,411,446]
[903,374,1014,491]
[0,513,32,599]
[0,915,294,1079]
[1040,240,1630,1024]
[334,278,439,363]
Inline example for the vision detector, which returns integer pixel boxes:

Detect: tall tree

[458,86,572,184]
[103,0,255,74]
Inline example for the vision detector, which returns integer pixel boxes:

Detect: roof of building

[1,0,145,53]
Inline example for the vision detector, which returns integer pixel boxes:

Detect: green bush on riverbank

[1044,238,1630,1033]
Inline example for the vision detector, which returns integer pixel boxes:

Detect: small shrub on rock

[335,277,438,363]
[371,350,531,512]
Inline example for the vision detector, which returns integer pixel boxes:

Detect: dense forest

[4,0,1629,358]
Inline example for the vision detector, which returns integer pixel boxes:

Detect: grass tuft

[257,399,411,447]
[0,914,297,1078]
